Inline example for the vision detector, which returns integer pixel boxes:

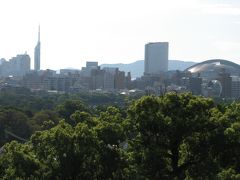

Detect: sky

[0,0,240,70]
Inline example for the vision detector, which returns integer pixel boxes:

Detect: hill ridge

[101,60,196,78]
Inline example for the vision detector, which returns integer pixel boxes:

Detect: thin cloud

[213,41,240,51]
[201,3,240,16]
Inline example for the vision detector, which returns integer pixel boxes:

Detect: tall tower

[34,25,41,71]
[144,42,169,75]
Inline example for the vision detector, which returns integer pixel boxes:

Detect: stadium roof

[185,59,240,74]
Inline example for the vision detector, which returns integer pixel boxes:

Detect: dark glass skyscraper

[34,26,40,71]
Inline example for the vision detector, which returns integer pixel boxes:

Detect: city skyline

[0,0,240,70]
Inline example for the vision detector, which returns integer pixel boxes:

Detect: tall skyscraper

[144,42,169,75]
[34,26,41,71]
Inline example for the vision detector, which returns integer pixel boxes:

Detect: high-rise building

[0,54,30,77]
[115,69,125,90]
[103,67,117,90]
[34,26,41,71]
[231,76,240,99]
[189,77,202,95]
[86,61,98,68]
[218,71,232,98]
[81,61,99,77]
[144,42,169,75]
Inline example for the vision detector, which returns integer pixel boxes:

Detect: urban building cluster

[0,26,40,78]
[135,58,240,99]
[0,54,30,77]
[134,42,240,99]
[1,28,240,99]
[20,62,131,92]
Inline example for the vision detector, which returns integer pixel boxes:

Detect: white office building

[144,42,169,75]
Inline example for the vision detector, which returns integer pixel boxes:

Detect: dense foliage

[0,89,240,179]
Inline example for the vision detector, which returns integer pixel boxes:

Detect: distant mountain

[101,60,196,78]
[101,60,143,78]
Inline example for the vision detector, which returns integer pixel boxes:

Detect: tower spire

[38,25,40,42]
[34,25,41,71]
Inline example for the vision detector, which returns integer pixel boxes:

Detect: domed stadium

[185,59,240,79]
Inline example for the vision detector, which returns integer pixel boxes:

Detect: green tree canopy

[0,109,31,146]
[1,93,240,179]
[29,110,61,132]
[127,93,217,179]
[56,100,90,126]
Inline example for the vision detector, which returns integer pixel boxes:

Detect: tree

[127,93,217,179]
[210,102,240,175]
[217,168,240,179]
[2,92,240,179]
[0,141,42,179]
[29,120,105,179]
[56,100,90,126]
[70,111,96,127]
[94,106,128,179]
[29,110,61,132]
[0,107,128,179]
[0,109,31,146]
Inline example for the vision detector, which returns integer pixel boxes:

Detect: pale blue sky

[0,0,239,70]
